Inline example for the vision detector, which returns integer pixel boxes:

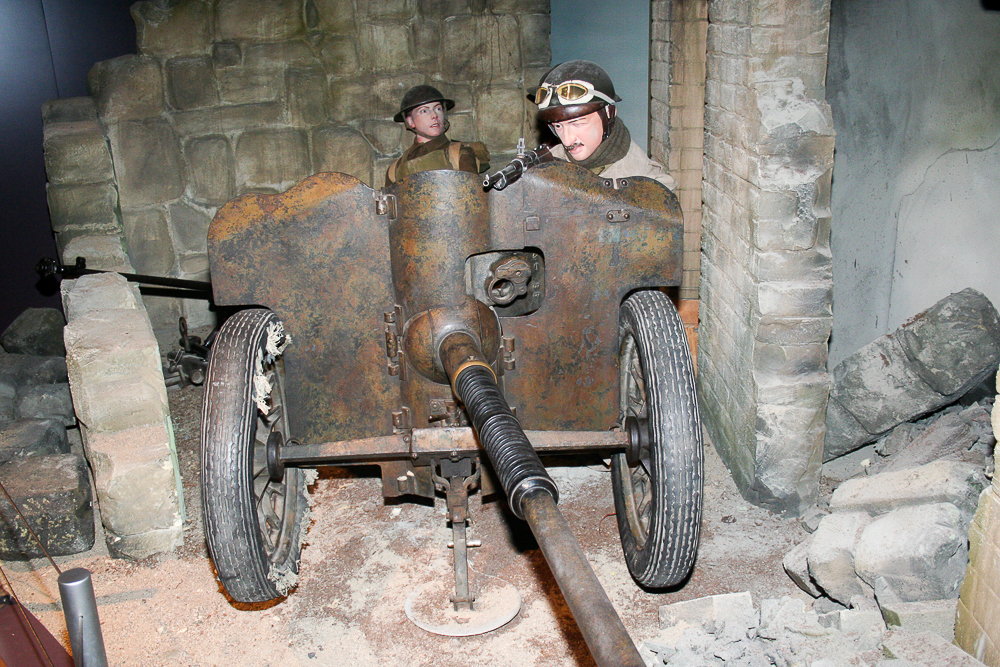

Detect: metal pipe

[37,256,212,292]
[442,331,643,667]
[522,488,644,667]
[58,568,109,667]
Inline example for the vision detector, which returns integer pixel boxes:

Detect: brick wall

[697,0,835,515]
[650,0,707,302]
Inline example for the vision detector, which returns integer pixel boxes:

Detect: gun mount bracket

[405,457,520,636]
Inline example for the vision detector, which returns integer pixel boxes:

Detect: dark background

[0,0,136,332]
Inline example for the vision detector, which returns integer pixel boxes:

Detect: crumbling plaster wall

[698,0,835,515]
[42,0,551,341]
[826,0,1000,366]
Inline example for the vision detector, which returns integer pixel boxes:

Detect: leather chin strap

[599,106,616,140]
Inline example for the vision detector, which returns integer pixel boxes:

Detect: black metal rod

[84,269,211,292]
[58,568,109,667]
[36,257,212,292]
[522,488,644,667]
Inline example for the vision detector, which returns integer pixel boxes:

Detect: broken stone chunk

[854,503,968,603]
[758,596,831,640]
[0,308,66,356]
[15,383,76,427]
[0,453,94,558]
[659,591,757,642]
[829,460,986,519]
[882,628,986,666]
[825,289,1000,460]
[879,599,958,643]
[783,537,823,598]
[0,418,70,465]
[0,354,69,389]
[807,511,873,605]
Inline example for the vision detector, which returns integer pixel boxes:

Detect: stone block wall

[698,0,835,515]
[41,0,551,338]
[651,0,708,303]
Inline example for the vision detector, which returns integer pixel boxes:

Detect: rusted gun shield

[208,163,683,448]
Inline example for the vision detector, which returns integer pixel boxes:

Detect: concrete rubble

[798,400,993,606]
[640,592,985,667]
[0,307,94,557]
[825,288,1000,461]
[748,288,1000,666]
[764,377,996,665]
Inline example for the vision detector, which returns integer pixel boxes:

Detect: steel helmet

[393,85,455,123]
[533,60,621,124]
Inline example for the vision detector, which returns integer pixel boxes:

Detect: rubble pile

[639,289,999,666]
[0,307,94,558]
[640,592,982,667]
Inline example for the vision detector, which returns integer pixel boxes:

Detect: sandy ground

[2,381,813,667]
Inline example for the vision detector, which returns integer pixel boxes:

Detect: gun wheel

[612,291,703,588]
[201,308,309,603]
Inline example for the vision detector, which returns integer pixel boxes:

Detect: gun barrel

[483,161,523,190]
[441,331,643,667]
[523,490,645,667]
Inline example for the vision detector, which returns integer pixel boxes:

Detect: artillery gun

[201,161,703,666]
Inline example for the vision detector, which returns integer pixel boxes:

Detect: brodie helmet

[393,85,455,123]
[533,60,621,126]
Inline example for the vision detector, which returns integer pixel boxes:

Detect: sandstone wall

[42,0,551,337]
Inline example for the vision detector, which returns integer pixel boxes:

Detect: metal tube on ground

[521,488,644,667]
[58,568,108,667]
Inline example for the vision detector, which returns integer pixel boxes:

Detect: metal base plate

[404,574,521,637]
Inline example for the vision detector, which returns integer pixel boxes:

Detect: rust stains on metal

[207,164,683,446]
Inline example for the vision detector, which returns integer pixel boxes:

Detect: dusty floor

[3,381,814,666]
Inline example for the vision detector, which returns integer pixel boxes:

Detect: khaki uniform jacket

[385,134,478,184]
[550,140,677,191]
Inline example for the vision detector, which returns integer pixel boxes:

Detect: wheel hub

[266,430,285,482]
[624,414,650,468]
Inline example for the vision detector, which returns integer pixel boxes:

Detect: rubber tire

[612,290,703,588]
[201,308,308,603]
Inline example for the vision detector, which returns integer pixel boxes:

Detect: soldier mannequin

[386,85,486,184]
[533,61,676,191]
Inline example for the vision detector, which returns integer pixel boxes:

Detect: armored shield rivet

[606,209,633,223]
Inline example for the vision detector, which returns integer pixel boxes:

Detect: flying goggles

[534,80,616,109]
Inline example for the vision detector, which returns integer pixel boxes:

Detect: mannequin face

[550,110,604,160]
[405,102,446,143]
